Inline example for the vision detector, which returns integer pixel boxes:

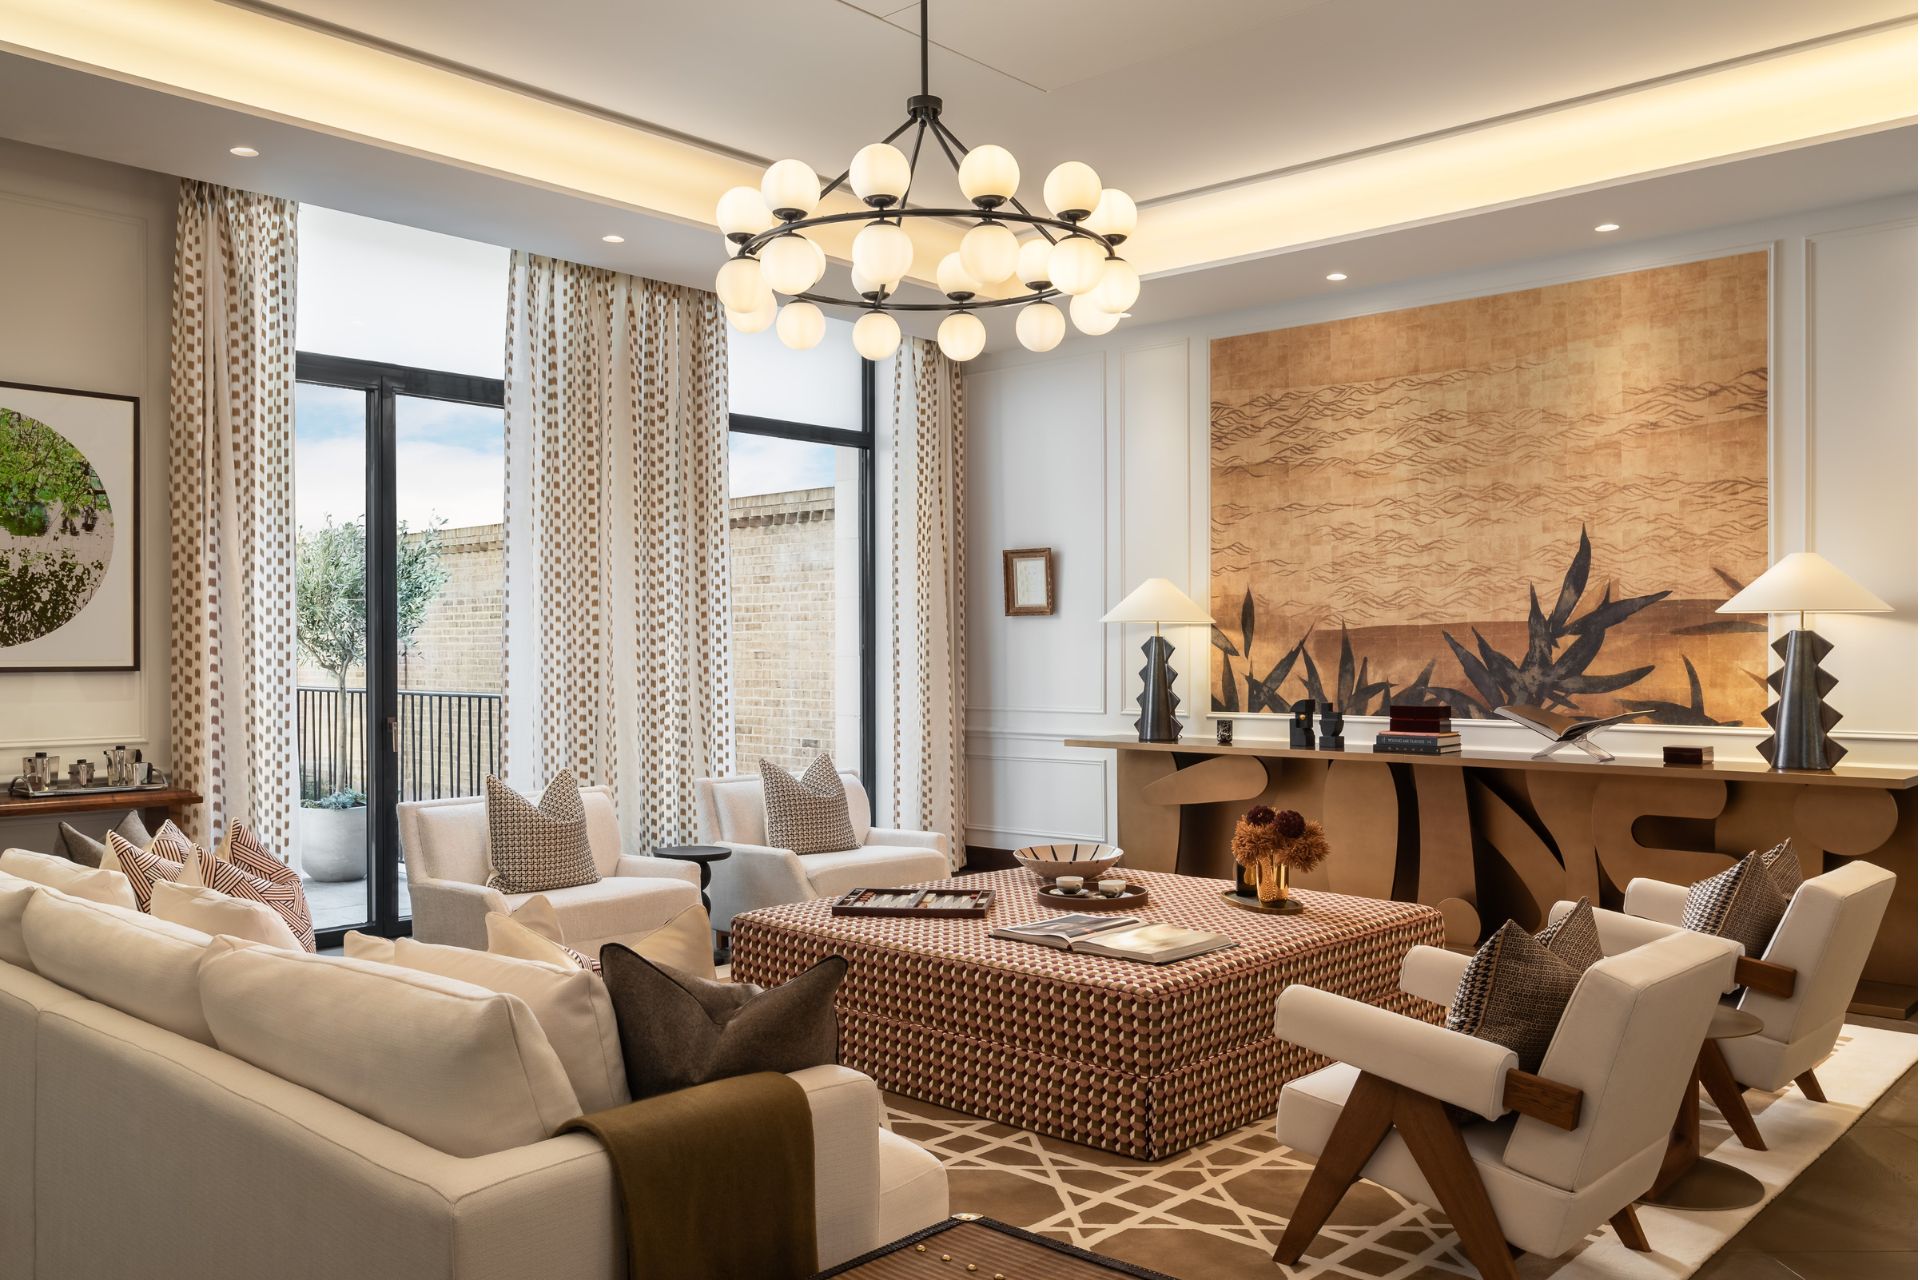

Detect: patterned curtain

[890,339,968,868]
[500,253,732,851]
[167,180,299,850]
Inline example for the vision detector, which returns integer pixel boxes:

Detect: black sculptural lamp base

[1134,634,1182,743]
[1761,629,1847,770]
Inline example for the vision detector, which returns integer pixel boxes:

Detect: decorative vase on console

[1230,805,1330,911]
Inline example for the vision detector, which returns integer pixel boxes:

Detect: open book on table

[990,914,1236,964]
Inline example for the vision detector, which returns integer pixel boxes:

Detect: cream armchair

[1274,930,1737,1278]
[695,771,951,932]
[397,786,713,973]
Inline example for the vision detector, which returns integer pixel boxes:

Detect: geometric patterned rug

[886,1025,1917,1279]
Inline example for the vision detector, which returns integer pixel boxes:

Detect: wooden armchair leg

[1794,1069,1828,1103]
[1697,1040,1766,1151]
[1393,1090,1520,1280]
[1274,1073,1396,1265]
[1610,1205,1651,1252]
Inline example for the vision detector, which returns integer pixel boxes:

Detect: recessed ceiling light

[229,146,259,158]
[601,234,626,244]
[1594,222,1621,233]
[1325,272,1347,282]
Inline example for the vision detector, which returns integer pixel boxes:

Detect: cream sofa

[0,866,948,1280]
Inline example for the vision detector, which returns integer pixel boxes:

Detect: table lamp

[1717,551,1890,770]
[1102,578,1216,743]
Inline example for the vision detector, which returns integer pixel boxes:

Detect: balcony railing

[296,685,502,803]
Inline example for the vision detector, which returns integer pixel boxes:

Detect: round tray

[1220,889,1304,915]
[1035,882,1148,911]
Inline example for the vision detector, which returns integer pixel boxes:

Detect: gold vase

[1256,862,1289,906]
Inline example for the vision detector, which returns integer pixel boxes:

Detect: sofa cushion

[55,811,151,869]
[761,755,860,855]
[800,845,951,901]
[222,821,318,952]
[0,874,36,969]
[21,888,214,1042]
[105,831,186,912]
[200,940,582,1157]
[0,848,138,912]
[1446,919,1583,1073]
[1759,836,1803,898]
[1533,896,1603,972]
[486,907,596,970]
[485,773,600,895]
[346,932,628,1114]
[150,879,303,951]
[501,876,697,949]
[1683,851,1787,958]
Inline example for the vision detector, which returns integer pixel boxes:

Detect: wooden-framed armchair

[1273,930,1737,1278]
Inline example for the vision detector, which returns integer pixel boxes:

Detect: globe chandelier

[712,0,1139,362]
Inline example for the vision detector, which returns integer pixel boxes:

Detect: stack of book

[1374,705,1463,756]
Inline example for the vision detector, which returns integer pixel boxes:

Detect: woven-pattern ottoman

[730,868,1445,1159]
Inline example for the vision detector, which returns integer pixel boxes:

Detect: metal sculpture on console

[1102,579,1216,743]
[1289,699,1315,749]
[1718,552,1890,770]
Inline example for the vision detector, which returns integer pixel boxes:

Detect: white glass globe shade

[849,264,886,299]
[776,301,826,350]
[958,144,1020,206]
[849,143,910,207]
[715,256,771,312]
[760,158,820,220]
[1093,257,1140,313]
[1016,301,1066,353]
[937,252,982,301]
[1016,236,1053,288]
[937,311,987,362]
[760,234,824,295]
[1044,161,1102,219]
[716,185,776,241]
[1070,291,1121,336]
[1048,236,1106,295]
[1086,188,1138,243]
[727,292,778,334]
[852,311,902,360]
[852,221,915,287]
[959,222,1019,285]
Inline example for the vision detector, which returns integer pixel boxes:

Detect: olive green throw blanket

[560,1071,816,1279]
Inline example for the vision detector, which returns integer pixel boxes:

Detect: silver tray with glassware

[10,748,168,798]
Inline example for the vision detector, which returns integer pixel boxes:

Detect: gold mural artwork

[1209,252,1770,723]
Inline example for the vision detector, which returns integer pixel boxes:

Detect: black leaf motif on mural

[1620,655,1743,726]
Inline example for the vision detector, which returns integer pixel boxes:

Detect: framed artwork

[0,380,140,671]
[1003,547,1055,616]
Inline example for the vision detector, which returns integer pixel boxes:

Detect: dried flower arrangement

[1231,805,1330,905]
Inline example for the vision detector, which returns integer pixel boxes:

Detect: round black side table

[654,845,732,965]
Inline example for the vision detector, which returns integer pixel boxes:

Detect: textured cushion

[0,848,138,912]
[221,821,318,951]
[484,774,600,894]
[200,939,582,1156]
[602,946,845,1100]
[150,879,304,951]
[55,811,151,869]
[1683,851,1787,957]
[21,888,214,1042]
[1759,836,1803,898]
[761,754,860,855]
[105,831,185,912]
[1447,920,1583,1073]
[1533,896,1603,972]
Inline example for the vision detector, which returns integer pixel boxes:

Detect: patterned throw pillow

[1683,851,1788,958]
[1759,837,1804,899]
[222,821,318,953]
[760,754,859,855]
[1447,920,1585,1073]
[483,774,600,895]
[1534,896,1604,971]
[105,830,186,913]
[56,811,151,869]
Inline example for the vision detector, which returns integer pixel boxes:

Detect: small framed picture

[1003,547,1054,616]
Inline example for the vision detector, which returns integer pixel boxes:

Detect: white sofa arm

[1624,878,1690,927]
[613,854,700,885]
[407,878,508,950]
[864,828,949,857]
[791,1065,883,1265]
[1549,898,1684,955]
[708,841,813,933]
[1277,985,1517,1120]
[1399,945,1469,1009]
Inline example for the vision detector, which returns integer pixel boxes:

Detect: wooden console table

[0,786,203,834]
[1067,735,1917,1016]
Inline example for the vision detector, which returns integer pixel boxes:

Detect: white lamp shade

[851,310,901,360]
[1086,188,1137,242]
[852,221,915,287]
[850,264,886,299]
[715,256,771,312]
[715,185,776,240]
[1069,290,1121,335]
[1049,236,1106,295]
[760,233,824,295]
[936,311,986,361]
[1101,578,1214,625]
[958,144,1020,205]
[937,252,982,300]
[960,221,1019,284]
[1016,301,1066,353]
[1016,236,1053,288]
[727,292,777,334]
[1044,161,1102,218]
[1093,257,1139,313]
[761,158,820,219]
[775,301,826,350]
[1718,551,1891,615]
[849,143,910,206]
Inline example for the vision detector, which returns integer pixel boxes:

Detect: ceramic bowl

[1011,842,1124,883]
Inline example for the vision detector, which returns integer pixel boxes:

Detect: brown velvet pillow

[600,946,846,1100]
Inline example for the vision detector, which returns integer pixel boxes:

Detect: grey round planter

[298,804,369,882]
